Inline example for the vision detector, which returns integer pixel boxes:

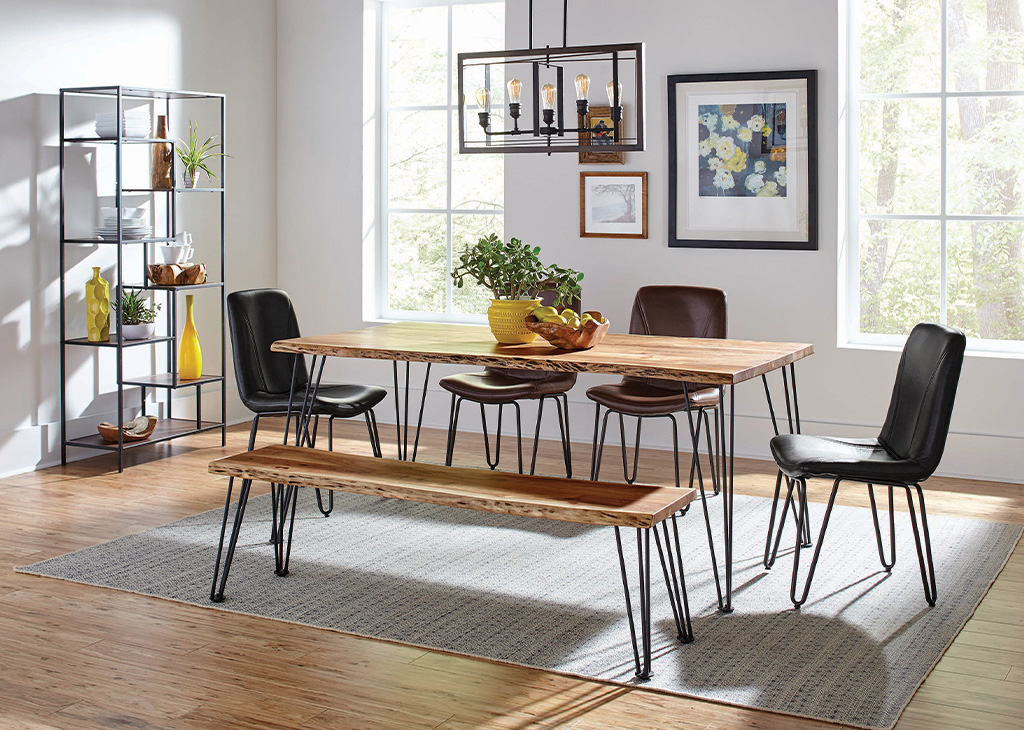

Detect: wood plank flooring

[1,419,1021,730]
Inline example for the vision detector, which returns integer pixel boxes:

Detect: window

[376,0,504,321]
[847,0,1024,353]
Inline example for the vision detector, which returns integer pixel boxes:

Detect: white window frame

[374,0,504,323]
[844,0,1024,357]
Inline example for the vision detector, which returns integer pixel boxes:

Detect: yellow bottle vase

[85,267,109,342]
[178,294,202,380]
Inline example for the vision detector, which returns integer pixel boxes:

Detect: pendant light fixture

[457,0,645,155]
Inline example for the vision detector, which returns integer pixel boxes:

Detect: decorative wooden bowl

[148,263,207,287]
[525,311,610,350]
[97,415,158,444]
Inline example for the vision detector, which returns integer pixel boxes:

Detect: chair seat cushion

[770,434,924,483]
[314,384,388,417]
[586,380,720,416]
[439,370,577,404]
[241,384,386,417]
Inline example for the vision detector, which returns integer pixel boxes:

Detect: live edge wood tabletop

[269,322,814,386]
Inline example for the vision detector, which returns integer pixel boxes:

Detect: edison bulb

[541,83,557,110]
[507,78,522,104]
[574,74,590,101]
[474,87,489,110]
[606,81,622,106]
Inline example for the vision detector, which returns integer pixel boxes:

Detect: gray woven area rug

[18,488,1020,729]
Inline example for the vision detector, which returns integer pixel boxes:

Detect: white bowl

[120,323,156,340]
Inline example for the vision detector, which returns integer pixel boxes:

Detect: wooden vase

[150,115,173,190]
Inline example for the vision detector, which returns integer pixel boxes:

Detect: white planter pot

[121,323,156,340]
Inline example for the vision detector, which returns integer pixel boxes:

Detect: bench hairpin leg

[276,484,301,577]
[613,526,641,676]
[210,477,252,603]
[654,517,694,644]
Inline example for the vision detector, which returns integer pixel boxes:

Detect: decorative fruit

[532,305,558,319]
[541,313,568,325]
[566,316,581,328]
[561,308,578,319]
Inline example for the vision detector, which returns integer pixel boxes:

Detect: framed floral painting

[668,70,817,250]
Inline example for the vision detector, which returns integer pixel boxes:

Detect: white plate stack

[95,207,152,241]
[94,108,151,139]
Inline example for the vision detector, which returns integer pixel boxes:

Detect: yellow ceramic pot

[85,267,109,342]
[178,294,202,380]
[487,299,541,344]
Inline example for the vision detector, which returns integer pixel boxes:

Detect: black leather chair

[769,322,966,608]
[227,289,387,514]
[439,292,578,477]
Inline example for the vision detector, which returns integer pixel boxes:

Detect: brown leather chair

[440,292,578,476]
[587,285,725,494]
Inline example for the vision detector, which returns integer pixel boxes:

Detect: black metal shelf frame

[59,85,227,471]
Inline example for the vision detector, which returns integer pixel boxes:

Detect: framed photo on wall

[668,70,817,250]
[580,171,648,239]
[579,105,624,164]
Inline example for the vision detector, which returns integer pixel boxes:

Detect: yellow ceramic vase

[487,299,541,344]
[85,267,109,342]
[178,294,202,380]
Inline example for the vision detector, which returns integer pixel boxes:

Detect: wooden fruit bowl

[97,416,158,444]
[525,311,610,350]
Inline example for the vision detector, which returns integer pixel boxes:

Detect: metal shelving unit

[59,85,227,471]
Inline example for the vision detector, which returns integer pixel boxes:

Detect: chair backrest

[625,285,727,392]
[877,322,966,481]
[226,289,308,406]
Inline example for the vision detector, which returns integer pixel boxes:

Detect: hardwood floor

[1,419,1021,730]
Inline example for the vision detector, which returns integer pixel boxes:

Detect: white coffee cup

[157,243,194,265]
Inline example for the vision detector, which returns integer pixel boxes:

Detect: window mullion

[939,0,948,325]
[446,1,455,314]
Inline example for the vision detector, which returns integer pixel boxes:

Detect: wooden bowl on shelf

[97,415,158,444]
[525,311,610,350]
[147,263,207,287]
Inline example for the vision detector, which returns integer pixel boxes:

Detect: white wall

[0,0,278,477]
[278,0,1024,483]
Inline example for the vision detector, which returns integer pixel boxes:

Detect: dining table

[271,321,814,612]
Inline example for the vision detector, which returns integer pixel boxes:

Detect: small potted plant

[451,234,584,344]
[118,288,161,340]
[176,121,228,189]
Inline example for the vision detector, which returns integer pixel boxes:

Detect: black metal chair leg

[592,408,613,481]
[791,477,841,608]
[869,484,897,571]
[247,415,260,451]
[365,410,383,458]
[590,404,603,480]
[210,477,252,603]
[445,396,463,467]
[763,470,786,569]
[511,401,524,474]
[480,403,504,470]
[618,414,642,484]
[556,393,573,478]
[529,396,546,475]
[906,484,938,606]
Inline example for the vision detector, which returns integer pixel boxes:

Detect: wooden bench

[208,444,697,679]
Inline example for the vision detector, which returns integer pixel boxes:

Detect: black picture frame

[667,70,818,250]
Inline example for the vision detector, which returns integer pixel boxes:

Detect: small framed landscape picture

[579,105,624,164]
[580,171,648,239]
[668,69,817,250]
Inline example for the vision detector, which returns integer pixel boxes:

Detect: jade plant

[451,234,583,305]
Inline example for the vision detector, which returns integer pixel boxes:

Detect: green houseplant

[176,121,228,188]
[451,234,584,343]
[118,288,161,340]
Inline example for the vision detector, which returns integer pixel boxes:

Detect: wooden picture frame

[580,171,648,239]
[578,105,624,164]
[667,69,818,250]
